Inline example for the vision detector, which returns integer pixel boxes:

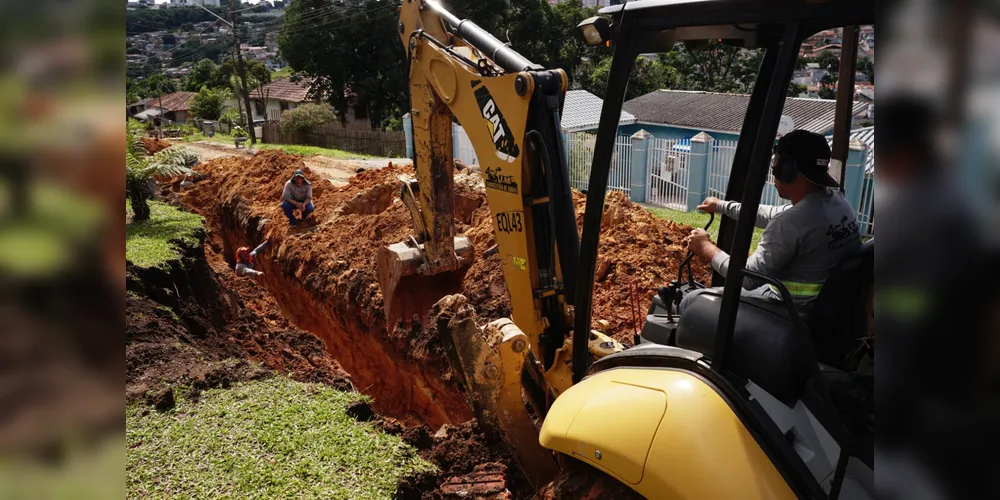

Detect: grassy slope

[255,143,374,160]
[126,377,434,499]
[183,133,374,159]
[126,200,204,268]
[646,206,764,253]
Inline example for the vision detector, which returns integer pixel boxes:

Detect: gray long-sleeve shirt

[282,179,312,203]
[711,189,862,306]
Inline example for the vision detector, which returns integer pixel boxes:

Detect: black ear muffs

[772,152,798,184]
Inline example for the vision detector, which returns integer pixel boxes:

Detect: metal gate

[566,132,632,194]
[646,138,690,210]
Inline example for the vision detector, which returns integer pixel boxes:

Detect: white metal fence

[453,123,479,167]
[707,139,737,199]
[646,138,691,210]
[447,124,873,234]
[565,132,632,194]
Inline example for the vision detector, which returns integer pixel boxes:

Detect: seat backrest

[809,239,874,369]
[675,289,816,404]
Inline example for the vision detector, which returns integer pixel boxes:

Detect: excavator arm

[378,0,624,488]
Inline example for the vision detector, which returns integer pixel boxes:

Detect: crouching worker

[281,169,314,226]
[235,240,269,278]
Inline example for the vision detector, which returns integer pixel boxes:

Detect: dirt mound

[142,136,172,154]
[395,420,529,500]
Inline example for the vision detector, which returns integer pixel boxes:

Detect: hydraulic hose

[424,0,541,73]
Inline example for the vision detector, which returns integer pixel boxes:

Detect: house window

[354,105,368,120]
[254,100,265,117]
[280,101,289,111]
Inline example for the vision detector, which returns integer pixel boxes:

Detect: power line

[278,2,397,38]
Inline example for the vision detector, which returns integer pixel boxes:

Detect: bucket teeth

[376,236,474,326]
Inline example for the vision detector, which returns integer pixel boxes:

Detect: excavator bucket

[376,236,474,326]
[430,295,559,490]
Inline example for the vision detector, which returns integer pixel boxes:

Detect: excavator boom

[378,0,597,488]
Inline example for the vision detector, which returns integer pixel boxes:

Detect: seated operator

[683,130,861,314]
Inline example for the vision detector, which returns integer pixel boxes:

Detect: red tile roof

[141,91,195,112]
[250,76,316,103]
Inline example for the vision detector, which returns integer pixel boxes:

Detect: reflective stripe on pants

[769,280,824,297]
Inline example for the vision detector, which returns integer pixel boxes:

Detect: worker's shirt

[711,189,862,308]
[282,179,312,203]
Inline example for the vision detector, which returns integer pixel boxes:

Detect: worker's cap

[776,130,837,188]
[291,169,306,180]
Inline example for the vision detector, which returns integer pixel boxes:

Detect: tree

[191,86,231,120]
[183,59,219,91]
[144,74,179,98]
[279,0,404,128]
[581,56,678,100]
[858,58,874,84]
[126,127,198,222]
[659,41,763,93]
[279,103,338,135]
[816,50,840,99]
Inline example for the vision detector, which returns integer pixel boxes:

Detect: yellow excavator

[378,0,875,498]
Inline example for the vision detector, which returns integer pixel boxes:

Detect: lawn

[126,200,204,268]
[126,377,435,499]
[255,143,375,160]
[182,133,375,160]
[271,67,293,79]
[646,206,764,253]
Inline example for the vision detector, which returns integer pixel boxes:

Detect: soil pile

[141,136,172,154]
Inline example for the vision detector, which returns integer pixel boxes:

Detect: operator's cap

[292,169,306,180]
[777,130,838,188]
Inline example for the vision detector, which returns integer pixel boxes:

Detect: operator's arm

[715,200,792,229]
[709,216,798,290]
[305,184,313,205]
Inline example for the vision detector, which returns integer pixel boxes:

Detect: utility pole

[193,0,257,144]
[229,0,257,144]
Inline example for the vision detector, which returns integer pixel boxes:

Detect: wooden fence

[261,122,406,158]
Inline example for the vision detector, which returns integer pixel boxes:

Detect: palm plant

[126,128,199,222]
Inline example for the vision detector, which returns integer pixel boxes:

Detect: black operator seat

[663,239,874,404]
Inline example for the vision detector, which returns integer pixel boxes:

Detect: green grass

[182,131,236,145]
[646,206,764,253]
[126,200,204,268]
[271,67,294,79]
[182,133,376,159]
[126,377,435,499]
[255,143,375,160]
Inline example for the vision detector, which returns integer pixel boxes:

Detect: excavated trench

[216,198,471,427]
[179,150,712,431]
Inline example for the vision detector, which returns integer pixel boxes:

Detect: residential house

[130,91,196,124]
[249,76,371,130]
[620,90,869,142]
[560,89,636,134]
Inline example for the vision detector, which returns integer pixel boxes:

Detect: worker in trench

[683,129,862,313]
[281,169,315,227]
[234,240,269,279]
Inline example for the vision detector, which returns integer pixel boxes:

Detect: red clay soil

[175,150,711,496]
[177,150,710,422]
[141,136,172,154]
[125,227,354,406]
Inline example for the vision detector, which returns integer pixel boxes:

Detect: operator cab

[571,0,875,497]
